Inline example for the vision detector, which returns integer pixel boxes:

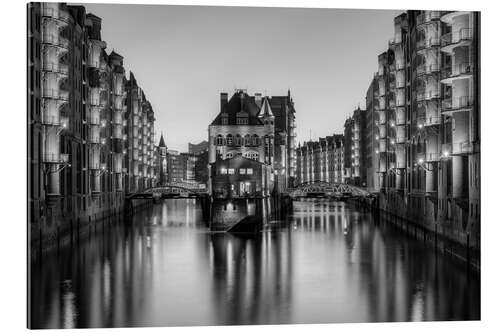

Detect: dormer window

[221,113,228,125]
[236,110,248,125]
[237,117,248,125]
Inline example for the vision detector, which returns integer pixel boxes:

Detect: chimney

[254,93,262,108]
[220,92,228,111]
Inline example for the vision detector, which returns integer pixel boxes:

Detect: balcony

[452,141,474,155]
[42,153,69,164]
[89,128,100,144]
[441,63,474,83]
[42,88,69,101]
[425,153,440,162]
[424,116,441,127]
[41,114,63,127]
[416,37,440,51]
[41,5,71,25]
[417,90,440,102]
[416,11,441,26]
[41,33,69,50]
[441,29,473,53]
[416,63,440,77]
[42,62,69,76]
[441,96,474,113]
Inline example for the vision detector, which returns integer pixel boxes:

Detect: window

[252,135,259,146]
[244,152,259,161]
[235,135,242,146]
[226,152,233,159]
[244,134,251,146]
[239,168,246,175]
[247,168,253,175]
[237,117,248,125]
[216,135,224,146]
[226,134,233,146]
[228,168,235,175]
[219,168,227,175]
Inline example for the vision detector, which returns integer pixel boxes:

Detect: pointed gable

[257,96,274,118]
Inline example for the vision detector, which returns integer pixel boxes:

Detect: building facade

[343,108,366,187]
[368,10,480,249]
[28,3,156,249]
[208,89,297,196]
[296,135,344,185]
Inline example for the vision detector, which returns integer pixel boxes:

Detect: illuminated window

[239,168,246,174]
[247,168,253,175]
[228,168,235,175]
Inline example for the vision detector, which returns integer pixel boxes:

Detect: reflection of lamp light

[443,151,449,158]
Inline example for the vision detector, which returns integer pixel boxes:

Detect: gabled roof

[210,90,264,126]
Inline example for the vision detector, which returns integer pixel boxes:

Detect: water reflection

[30,199,480,328]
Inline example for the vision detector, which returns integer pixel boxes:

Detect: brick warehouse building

[208,89,297,196]
[28,3,156,251]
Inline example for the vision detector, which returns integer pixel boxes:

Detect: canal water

[29,199,480,328]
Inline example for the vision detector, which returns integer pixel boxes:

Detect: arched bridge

[286,181,373,199]
[126,182,209,200]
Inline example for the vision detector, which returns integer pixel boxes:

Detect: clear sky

[83,3,402,151]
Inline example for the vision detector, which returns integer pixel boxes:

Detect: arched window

[216,135,224,146]
[235,134,242,146]
[226,134,233,146]
[252,134,259,146]
[244,134,251,146]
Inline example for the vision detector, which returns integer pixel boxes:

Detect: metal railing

[416,11,441,25]
[41,115,61,126]
[42,62,69,75]
[424,116,441,126]
[441,29,473,48]
[452,142,474,155]
[416,37,440,50]
[41,6,71,23]
[425,153,440,161]
[441,63,473,80]
[442,96,474,112]
[42,153,69,164]
[42,88,69,101]
[416,63,440,76]
[41,33,69,49]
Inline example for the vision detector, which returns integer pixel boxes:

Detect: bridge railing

[286,181,373,198]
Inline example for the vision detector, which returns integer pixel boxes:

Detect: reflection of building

[28,3,156,246]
